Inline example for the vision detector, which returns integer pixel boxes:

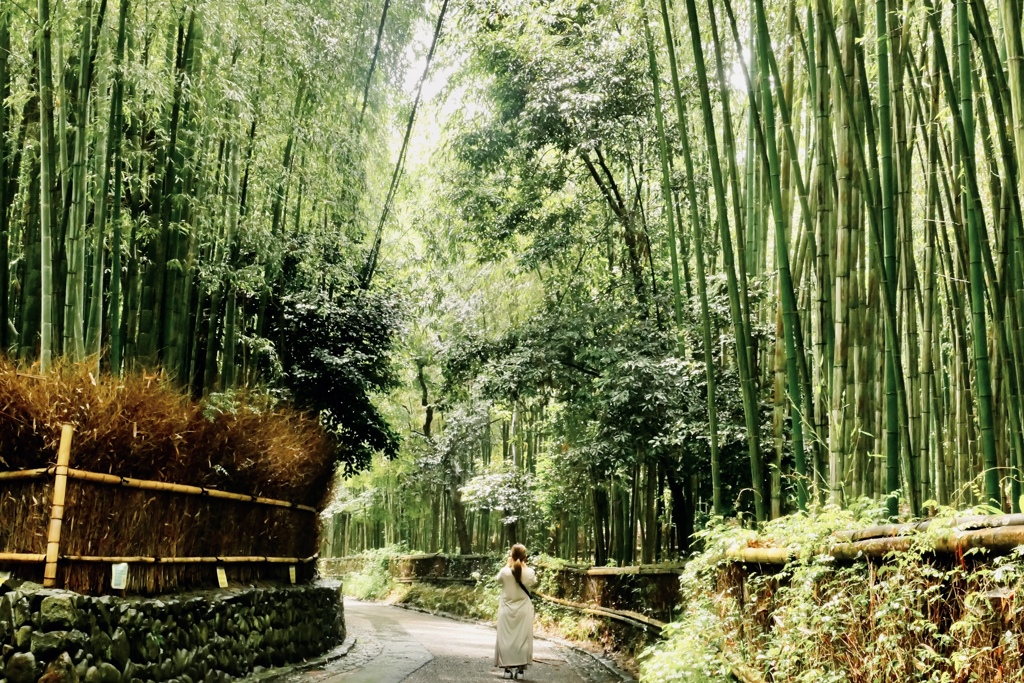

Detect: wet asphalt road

[281,600,629,683]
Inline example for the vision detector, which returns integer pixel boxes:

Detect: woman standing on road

[494,543,536,680]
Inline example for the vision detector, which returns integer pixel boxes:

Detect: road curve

[281,599,629,683]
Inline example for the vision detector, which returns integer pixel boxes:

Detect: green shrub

[341,545,404,600]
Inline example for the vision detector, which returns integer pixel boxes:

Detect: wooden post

[43,424,73,587]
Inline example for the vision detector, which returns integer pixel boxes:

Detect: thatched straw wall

[62,482,316,557]
[0,362,336,594]
[0,361,334,506]
[0,480,51,553]
[0,474,322,594]
[55,556,319,595]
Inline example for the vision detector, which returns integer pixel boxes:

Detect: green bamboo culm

[752,0,807,511]
[0,9,10,358]
[640,0,684,340]
[812,0,919,515]
[656,0,724,516]
[0,9,11,354]
[66,0,97,363]
[920,0,1001,510]
[108,0,130,376]
[956,0,1000,508]
[37,0,57,374]
[875,0,902,518]
[1005,0,1024,216]
[682,0,766,521]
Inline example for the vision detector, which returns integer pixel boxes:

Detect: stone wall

[0,581,344,683]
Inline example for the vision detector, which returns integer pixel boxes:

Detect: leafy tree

[273,284,402,471]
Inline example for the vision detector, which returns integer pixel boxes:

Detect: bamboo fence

[0,425,320,592]
[722,514,1024,566]
[533,591,666,632]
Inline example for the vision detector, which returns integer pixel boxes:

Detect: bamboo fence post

[43,424,73,587]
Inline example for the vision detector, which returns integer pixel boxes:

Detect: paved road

[284,600,627,683]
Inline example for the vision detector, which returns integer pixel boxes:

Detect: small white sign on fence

[289,565,297,584]
[110,563,129,590]
[216,566,229,588]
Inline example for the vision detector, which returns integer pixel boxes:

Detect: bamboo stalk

[725,547,795,564]
[37,0,56,374]
[60,555,317,563]
[0,468,50,481]
[43,424,73,587]
[683,0,767,521]
[657,0,725,516]
[52,468,317,512]
[576,564,686,576]
[534,592,665,632]
[724,522,1024,564]
[0,553,47,562]
[834,513,1024,542]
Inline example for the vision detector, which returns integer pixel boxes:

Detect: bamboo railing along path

[724,513,1024,565]
[0,424,319,592]
[532,591,666,633]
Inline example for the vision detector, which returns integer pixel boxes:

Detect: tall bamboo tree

[656,0,724,515]
[682,0,767,520]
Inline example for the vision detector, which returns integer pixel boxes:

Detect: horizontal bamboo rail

[395,553,493,561]
[830,524,1024,560]
[0,468,50,482]
[60,554,317,564]
[572,564,685,576]
[725,547,794,564]
[833,513,1024,543]
[707,547,795,565]
[0,467,315,513]
[533,560,685,576]
[0,552,47,562]
[0,554,317,564]
[53,468,317,512]
[725,518,1024,565]
[534,592,666,632]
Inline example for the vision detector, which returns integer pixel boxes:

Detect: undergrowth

[341,545,409,600]
[641,503,1024,683]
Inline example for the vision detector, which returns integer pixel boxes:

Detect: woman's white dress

[494,565,536,668]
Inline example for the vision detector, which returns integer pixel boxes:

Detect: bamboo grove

[328,0,1024,566]
[661,0,1024,520]
[0,0,417,393]
[657,0,1024,520]
[637,0,1024,521]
